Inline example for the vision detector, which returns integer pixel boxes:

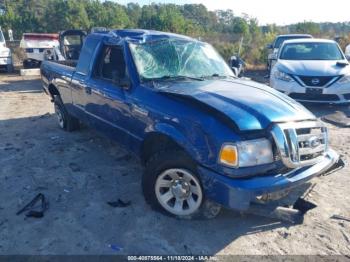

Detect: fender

[150,122,210,164]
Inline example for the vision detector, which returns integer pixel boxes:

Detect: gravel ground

[0,73,349,255]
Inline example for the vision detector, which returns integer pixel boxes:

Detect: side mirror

[271,53,278,60]
[119,77,131,89]
[266,44,273,49]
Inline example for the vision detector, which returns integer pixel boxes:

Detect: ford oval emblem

[311,78,320,85]
[308,136,321,148]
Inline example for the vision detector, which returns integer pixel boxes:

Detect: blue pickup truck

[41,29,338,219]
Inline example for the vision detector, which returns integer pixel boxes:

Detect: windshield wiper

[143,75,204,82]
[202,74,236,79]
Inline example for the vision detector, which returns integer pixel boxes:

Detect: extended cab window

[94,45,126,83]
[75,36,99,75]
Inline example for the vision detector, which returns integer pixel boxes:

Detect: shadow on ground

[0,76,42,93]
[304,103,350,118]
[0,112,297,255]
[2,75,342,255]
[244,69,350,126]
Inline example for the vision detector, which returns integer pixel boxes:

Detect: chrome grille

[297,75,336,87]
[271,121,327,168]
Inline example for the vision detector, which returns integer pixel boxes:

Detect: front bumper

[0,57,12,65]
[270,77,350,104]
[198,149,339,211]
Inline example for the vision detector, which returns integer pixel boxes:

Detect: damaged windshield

[129,39,234,81]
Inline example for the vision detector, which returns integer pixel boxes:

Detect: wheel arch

[140,123,202,165]
[48,83,60,100]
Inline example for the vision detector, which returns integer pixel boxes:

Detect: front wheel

[142,149,221,219]
[155,168,203,216]
[54,96,80,132]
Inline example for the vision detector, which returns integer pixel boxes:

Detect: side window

[94,45,126,83]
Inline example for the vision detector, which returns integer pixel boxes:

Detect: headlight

[219,138,274,168]
[338,74,350,84]
[274,69,294,82]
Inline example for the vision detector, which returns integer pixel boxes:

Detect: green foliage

[292,21,321,36]
[0,0,349,65]
[66,0,90,29]
[232,17,249,36]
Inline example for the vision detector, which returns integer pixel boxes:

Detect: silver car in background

[267,34,312,73]
[270,39,350,103]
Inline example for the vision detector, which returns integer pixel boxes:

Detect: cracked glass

[129,39,234,81]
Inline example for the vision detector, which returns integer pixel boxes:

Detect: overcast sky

[115,0,350,25]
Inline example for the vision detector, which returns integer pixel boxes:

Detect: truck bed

[41,60,76,92]
[42,60,75,74]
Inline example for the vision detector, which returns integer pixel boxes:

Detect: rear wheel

[53,96,80,132]
[23,59,31,69]
[142,149,221,219]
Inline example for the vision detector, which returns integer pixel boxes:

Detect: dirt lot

[0,73,349,255]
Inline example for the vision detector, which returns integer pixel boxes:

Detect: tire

[23,59,31,69]
[23,59,40,69]
[6,64,14,73]
[142,149,221,219]
[53,96,80,132]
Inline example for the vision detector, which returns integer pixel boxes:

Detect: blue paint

[41,29,335,211]
[108,244,123,252]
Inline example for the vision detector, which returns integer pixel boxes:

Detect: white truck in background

[20,33,59,68]
[0,27,14,73]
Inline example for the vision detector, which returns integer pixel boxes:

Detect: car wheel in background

[23,59,31,69]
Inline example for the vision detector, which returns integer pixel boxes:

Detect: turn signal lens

[274,69,294,82]
[219,145,238,167]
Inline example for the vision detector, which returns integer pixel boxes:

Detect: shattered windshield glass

[129,39,234,81]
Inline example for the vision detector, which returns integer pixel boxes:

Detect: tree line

[1,0,350,65]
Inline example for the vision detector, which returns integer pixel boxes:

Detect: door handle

[77,81,91,94]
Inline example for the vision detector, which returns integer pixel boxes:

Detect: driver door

[84,44,134,146]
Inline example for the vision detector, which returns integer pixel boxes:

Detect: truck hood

[277,60,350,76]
[157,78,315,131]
